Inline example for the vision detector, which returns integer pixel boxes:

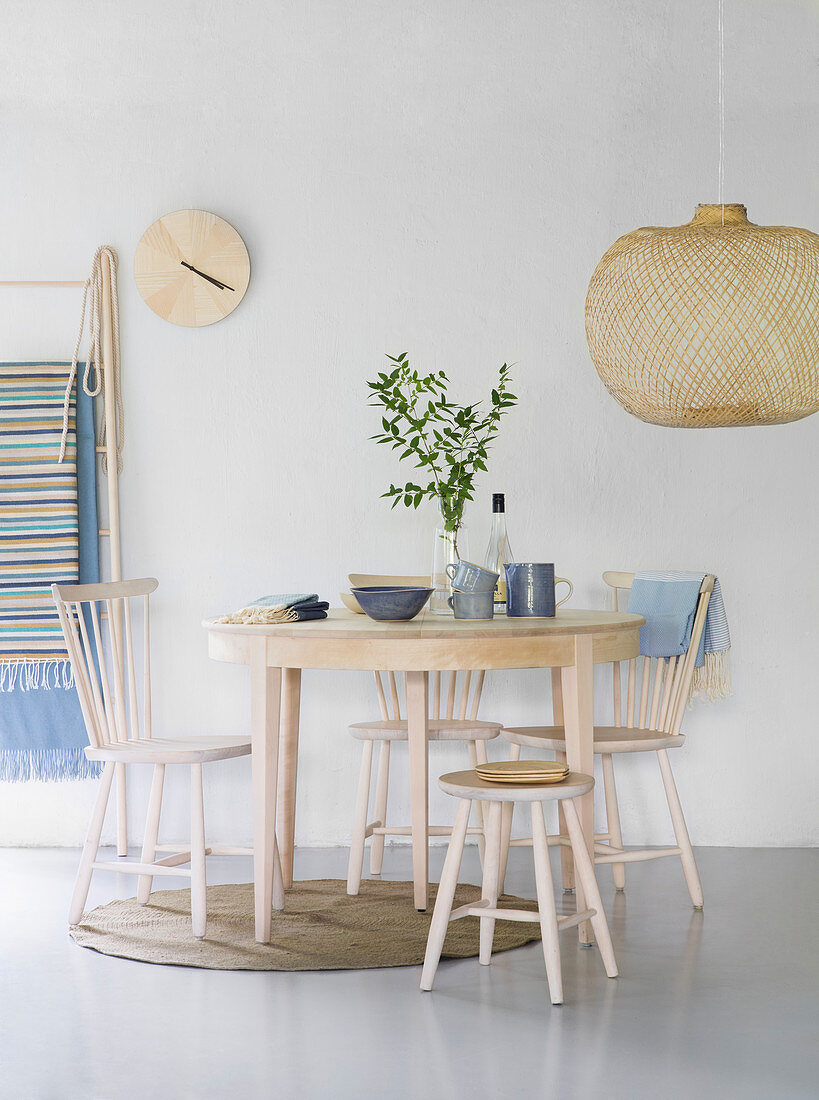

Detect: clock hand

[180,261,235,292]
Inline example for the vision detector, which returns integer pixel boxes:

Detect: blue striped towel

[627,571,731,701]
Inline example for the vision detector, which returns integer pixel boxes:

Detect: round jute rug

[70,879,540,970]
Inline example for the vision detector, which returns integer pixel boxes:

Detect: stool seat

[502,725,686,755]
[350,719,501,742]
[438,769,594,802]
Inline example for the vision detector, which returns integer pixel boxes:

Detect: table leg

[405,670,429,911]
[251,650,283,944]
[561,634,595,944]
[277,668,302,889]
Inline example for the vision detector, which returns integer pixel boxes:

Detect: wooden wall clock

[134,209,250,326]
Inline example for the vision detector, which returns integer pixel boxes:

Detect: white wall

[1,0,817,850]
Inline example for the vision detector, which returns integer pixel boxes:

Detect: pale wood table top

[204,608,644,671]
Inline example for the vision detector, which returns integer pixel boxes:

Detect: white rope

[59,245,124,474]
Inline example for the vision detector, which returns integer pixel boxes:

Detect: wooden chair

[501,572,714,909]
[347,668,500,894]
[420,768,618,1005]
[52,578,283,939]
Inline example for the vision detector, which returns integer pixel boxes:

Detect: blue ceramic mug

[445,560,499,593]
[505,563,573,618]
[447,590,495,620]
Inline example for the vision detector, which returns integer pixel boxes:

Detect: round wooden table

[204,608,643,943]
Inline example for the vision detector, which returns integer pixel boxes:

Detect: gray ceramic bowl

[351,585,433,621]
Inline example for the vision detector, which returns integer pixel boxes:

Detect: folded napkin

[627,571,731,702]
[215,593,329,626]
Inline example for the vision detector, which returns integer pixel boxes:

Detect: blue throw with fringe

[0,364,100,781]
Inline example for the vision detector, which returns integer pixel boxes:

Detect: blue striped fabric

[627,571,732,702]
[0,364,80,677]
[0,364,100,779]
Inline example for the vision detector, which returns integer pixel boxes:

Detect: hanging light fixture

[585,2,819,428]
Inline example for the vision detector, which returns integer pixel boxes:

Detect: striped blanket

[0,363,100,780]
[0,363,82,688]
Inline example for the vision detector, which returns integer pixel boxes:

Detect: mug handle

[555,577,573,609]
[447,596,455,610]
[445,563,458,581]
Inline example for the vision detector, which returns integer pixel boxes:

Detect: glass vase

[430,521,468,614]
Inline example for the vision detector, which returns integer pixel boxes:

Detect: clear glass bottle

[482,493,513,611]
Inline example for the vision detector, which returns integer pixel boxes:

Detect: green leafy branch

[366,353,517,555]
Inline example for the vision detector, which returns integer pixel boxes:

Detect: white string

[59,246,124,474]
[718,0,725,224]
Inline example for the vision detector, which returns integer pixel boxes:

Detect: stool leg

[497,802,513,895]
[601,754,626,890]
[531,800,563,1004]
[563,798,618,978]
[420,798,471,991]
[347,740,374,895]
[480,801,503,965]
[657,749,703,909]
[369,741,390,876]
[555,750,575,893]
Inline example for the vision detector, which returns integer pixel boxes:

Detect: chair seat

[85,736,252,765]
[438,768,594,802]
[349,719,501,742]
[502,725,686,755]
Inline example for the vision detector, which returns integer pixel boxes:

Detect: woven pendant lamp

[585,203,819,427]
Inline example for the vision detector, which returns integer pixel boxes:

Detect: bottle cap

[492,493,505,513]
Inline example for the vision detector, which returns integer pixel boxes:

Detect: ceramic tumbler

[445,560,499,593]
[505,563,573,617]
[447,590,495,619]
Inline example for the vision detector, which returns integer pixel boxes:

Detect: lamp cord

[719,0,725,224]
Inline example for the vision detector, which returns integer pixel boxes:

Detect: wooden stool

[420,769,618,1005]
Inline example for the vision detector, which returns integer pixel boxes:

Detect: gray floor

[0,845,816,1100]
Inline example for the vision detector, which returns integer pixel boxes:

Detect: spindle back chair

[501,572,715,908]
[52,578,276,939]
[347,665,501,895]
[604,571,714,737]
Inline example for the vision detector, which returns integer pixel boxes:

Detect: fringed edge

[0,659,74,693]
[691,650,732,703]
[0,747,101,782]
[213,606,300,625]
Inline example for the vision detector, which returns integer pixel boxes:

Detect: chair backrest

[602,571,715,735]
[361,574,487,723]
[52,578,158,749]
[372,668,487,723]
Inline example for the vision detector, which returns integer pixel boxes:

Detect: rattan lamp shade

[585,204,819,427]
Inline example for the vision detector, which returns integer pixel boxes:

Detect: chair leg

[190,764,207,940]
[563,798,618,978]
[69,761,115,925]
[601,754,626,891]
[369,741,390,876]
[479,802,503,965]
[347,740,374,895]
[497,802,514,896]
[467,741,486,869]
[531,801,563,1005]
[137,763,166,905]
[420,798,471,991]
[657,748,703,909]
[555,750,575,893]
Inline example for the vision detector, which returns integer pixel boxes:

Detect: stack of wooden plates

[475,760,570,784]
